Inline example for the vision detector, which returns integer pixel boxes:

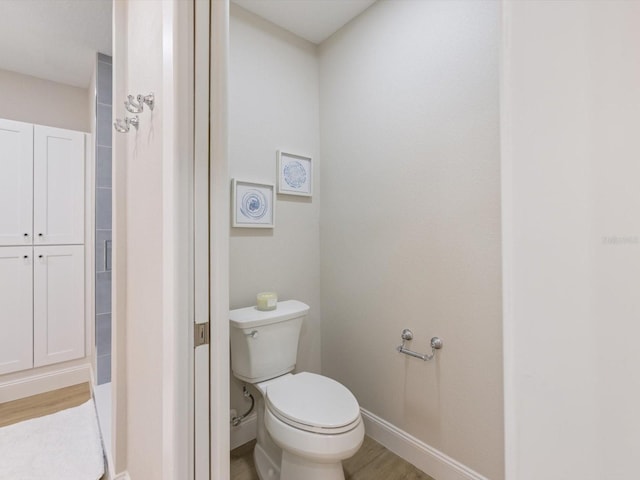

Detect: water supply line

[231,385,255,427]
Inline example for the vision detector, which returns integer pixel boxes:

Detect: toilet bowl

[230,301,365,480]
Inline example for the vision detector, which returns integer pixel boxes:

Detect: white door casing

[0,246,34,375]
[33,125,85,246]
[0,119,33,246]
[33,245,85,367]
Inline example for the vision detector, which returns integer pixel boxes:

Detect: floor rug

[0,399,104,480]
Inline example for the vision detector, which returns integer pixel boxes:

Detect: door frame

[207,0,231,478]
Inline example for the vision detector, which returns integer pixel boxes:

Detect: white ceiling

[232,0,377,44]
[0,0,112,89]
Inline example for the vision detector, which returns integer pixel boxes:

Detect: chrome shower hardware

[113,115,139,133]
[396,328,443,361]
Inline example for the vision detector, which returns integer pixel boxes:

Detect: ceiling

[0,0,112,89]
[232,0,377,44]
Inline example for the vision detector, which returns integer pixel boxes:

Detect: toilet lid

[265,372,361,434]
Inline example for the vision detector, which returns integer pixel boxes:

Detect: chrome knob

[246,330,258,339]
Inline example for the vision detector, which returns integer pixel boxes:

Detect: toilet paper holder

[397,329,443,361]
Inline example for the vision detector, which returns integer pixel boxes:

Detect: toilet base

[254,443,281,480]
[280,450,345,480]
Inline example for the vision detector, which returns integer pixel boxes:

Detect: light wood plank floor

[231,436,436,480]
[0,383,91,427]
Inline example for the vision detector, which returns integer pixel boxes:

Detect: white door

[33,126,85,245]
[0,119,33,246]
[194,1,210,478]
[0,246,34,375]
[33,245,85,367]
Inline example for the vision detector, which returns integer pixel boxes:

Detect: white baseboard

[112,472,130,480]
[360,408,490,480]
[230,411,258,450]
[0,364,93,403]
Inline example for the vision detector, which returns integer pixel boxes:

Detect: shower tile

[96,271,112,315]
[96,104,112,147]
[97,60,113,106]
[97,53,112,65]
[96,313,112,356]
[97,354,112,385]
[96,187,112,231]
[96,146,112,188]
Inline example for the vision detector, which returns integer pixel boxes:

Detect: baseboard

[230,411,258,450]
[112,472,130,480]
[0,363,93,403]
[360,408,490,480]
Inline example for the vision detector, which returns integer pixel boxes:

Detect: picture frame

[232,179,275,228]
[277,151,312,197]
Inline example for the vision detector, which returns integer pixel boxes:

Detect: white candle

[256,292,278,311]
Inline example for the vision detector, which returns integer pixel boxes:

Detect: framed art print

[232,179,275,228]
[277,151,312,197]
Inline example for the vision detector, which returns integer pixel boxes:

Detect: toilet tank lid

[229,300,310,329]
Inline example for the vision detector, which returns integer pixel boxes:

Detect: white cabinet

[33,245,85,367]
[0,247,34,375]
[0,119,33,246]
[0,120,87,376]
[34,126,85,245]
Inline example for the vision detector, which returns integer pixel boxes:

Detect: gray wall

[319,1,504,478]
[95,53,112,385]
[0,68,90,132]
[229,5,321,411]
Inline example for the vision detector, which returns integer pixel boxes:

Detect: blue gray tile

[97,354,111,385]
[96,146,112,188]
[97,53,112,65]
[96,188,112,230]
[96,271,112,315]
[97,60,113,106]
[96,104,112,147]
[96,313,112,356]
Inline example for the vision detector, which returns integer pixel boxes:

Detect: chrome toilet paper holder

[397,329,443,361]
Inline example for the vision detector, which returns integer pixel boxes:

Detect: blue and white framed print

[277,151,312,197]
[232,179,275,228]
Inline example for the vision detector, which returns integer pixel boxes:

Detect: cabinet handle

[38,233,43,237]
[38,255,43,258]
[24,233,29,237]
[23,255,28,259]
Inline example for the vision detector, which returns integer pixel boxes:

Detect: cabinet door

[33,126,85,245]
[33,245,85,367]
[0,247,34,374]
[0,119,33,246]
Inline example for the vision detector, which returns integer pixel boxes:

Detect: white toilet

[230,300,365,480]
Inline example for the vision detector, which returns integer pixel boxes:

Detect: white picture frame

[277,151,312,197]
[232,179,275,228]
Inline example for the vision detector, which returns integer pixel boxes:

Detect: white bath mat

[0,399,104,480]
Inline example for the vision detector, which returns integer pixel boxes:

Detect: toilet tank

[230,300,309,383]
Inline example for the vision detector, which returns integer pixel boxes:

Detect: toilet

[230,300,365,480]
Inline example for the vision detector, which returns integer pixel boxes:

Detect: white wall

[112,1,193,478]
[502,2,640,479]
[0,68,90,132]
[319,1,503,479]
[229,5,321,410]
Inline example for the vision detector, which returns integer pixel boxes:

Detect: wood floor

[0,383,91,428]
[231,436,436,480]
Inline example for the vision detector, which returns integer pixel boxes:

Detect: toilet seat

[265,372,361,434]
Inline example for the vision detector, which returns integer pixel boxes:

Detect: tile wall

[95,53,112,385]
